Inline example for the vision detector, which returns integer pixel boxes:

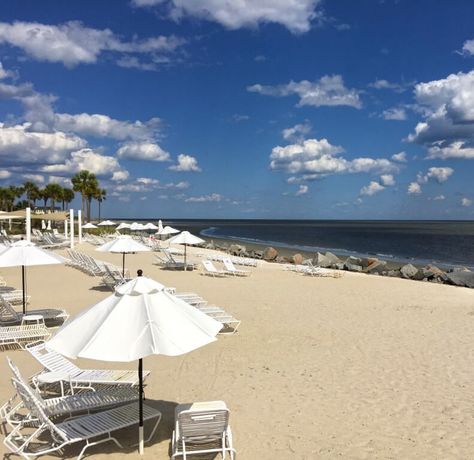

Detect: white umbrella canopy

[130,222,145,231]
[82,222,98,229]
[98,220,116,226]
[0,240,66,313]
[166,231,205,268]
[47,274,222,454]
[116,222,131,230]
[143,222,158,231]
[158,225,179,235]
[96,236,151,276]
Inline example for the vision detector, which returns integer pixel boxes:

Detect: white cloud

[22,173,44,183]
[232,114,250,122]
[0,123,86,165]
[0,169,11,179]
[0,21,184,68]
[0,61,14,80]
[185,193,222,203]
[270,138,397,179]
[41,148,125,177]
[111,170,130,182]
[433,194,445,201]
[408,182,421,194]
[408,70,474,157]
[380,174,395,186]
[132,0,322,34]
[248,75,362,108]
[137,177,160,185]
[48,175,72,186]
[168,154,201,172]
[369,79,409,93]
[391,151,407,162]
[461,198,472,207]
[461,38,474,56]
[382,107,407,121]
[295,184,308,196]
[424,167,453,183]
[54,113,161,141]
[360,181,385,196]
[117,141,170,161]
[282,121,311,142]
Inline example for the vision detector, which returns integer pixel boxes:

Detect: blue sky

[0,0,473,219]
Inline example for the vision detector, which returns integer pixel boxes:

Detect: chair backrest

[0,297,20,322]
[222,258,235,271]
[178,407,230,441]
[26,341,81,376]
[202,260,217,272]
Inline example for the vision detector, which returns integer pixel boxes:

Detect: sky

[0,0,474,219]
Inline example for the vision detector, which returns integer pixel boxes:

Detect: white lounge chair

[27,341,150,391]
[172,400,235,459]
[222,258,250,276]
[201,260,228,277]
[3,376,161,460]
[0,297,68,326]
[2,357,139,429]
[0,317,51,350]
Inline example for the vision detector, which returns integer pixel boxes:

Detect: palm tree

[84,179,99,222]
[22,182,40,208]
[94,188,106,221]
[61,188,75,210]
[72,170,98,222]
[7,186,23,211]
[39,188,49,210]
[44,184,63,211]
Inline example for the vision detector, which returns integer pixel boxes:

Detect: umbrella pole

[122,253,125,277]
[138,357,144,455]
[22,265,26,315]
[184,244,187,271]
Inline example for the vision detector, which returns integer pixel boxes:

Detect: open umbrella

[143,223,158,231]
[130,222,145,231]
[46,273,222,454]
[82,222,98,229]
[98,220,116,226]
[116,222,131,231]
[96,236,151,276]
[166,231,205,269]
[0,240,66,314]
[158,225,179,236]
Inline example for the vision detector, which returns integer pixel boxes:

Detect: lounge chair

[201,260,228,277]
[0,289,31,305]
[154,252,188,270]
[0,317,51,350]
[0,297,68,326]
[2,357,139,429]
[3,376,161,460]
[222,258,250,276]
[27,341,150,391]
[171,400,235,459]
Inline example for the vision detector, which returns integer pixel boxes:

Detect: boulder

[205,240,215,250]
[400,263,419,279]
[292,253,304,265]
[324,252,341,265]
[344,256,363,272]
[387,269,402,278]
[252,250,263,260]
[313,252,333,268]
[228,244,247,256]
[421,265,445,280]
[276,256,291,264]
[263,247,278,261]
[365,260,387,274]
[446,270,474,288]
[334,263,345,271]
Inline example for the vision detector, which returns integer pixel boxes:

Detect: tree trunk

[98,200,101,221]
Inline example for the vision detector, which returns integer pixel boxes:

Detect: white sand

[1,242,474,459]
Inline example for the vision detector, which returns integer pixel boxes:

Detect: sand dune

[1,242,474,459]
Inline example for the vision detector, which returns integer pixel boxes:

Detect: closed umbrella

[96,236,151,276]
[166,231,204,269]
[158,220,163,233]
[0,240,66,314]
[47,273,222,454]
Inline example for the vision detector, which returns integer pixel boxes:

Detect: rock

[313,252,332,268]
[335,263,345,270]
[446,270,474,288]
[263,247,278,261]
[421,265,445,280]
[292,253,304,265]
[324,252,341,264]
[367,257,379,266]
[228,244,247,256]
[205,241,215,250]
[400,263,419,279]
[345,263,363,272]
[387,269,402,278]
[276,256,291,264]
[359,258,371,268]
[252,250,263,259]
[366,260,387,274]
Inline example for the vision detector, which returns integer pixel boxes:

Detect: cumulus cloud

[270,138,397,180]
[168,154,201,172]
[0,169,11,179]
[131,0,322,34]
[0,123,86,165]
[382,107,407,121]
[22,173,44,183]
[248,75,362,109]
[41,148,125,178]
[391,151,407,162]
[380,174,395,186]
[461,197,472,207]
[0,61,14,80]
[0,21,184,68]
[461,38,474,56]
[433,194,445,201]
[409,167,453,194]
[407,182,421,194]
[117,141,170,161]
[360,181,385,196]
[185,193,222,203]
[111,170,130,182]
[282,121,311,142]
[368,79,410,93]
[295,184,308,196]
[408,70,474,159]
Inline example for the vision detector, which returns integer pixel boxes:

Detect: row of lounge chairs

[1,345,236,459]
[205,252,258,267]
[284,262,343,277]
[32,229,69,249]
[154,249,196,270]
[201,259,251,277]
[66,249,127,277]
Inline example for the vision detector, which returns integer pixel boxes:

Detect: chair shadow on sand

[2,399,181,460]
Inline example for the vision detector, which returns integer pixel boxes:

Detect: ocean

[157,219,474,269]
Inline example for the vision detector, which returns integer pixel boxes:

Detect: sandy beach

[1,242,474,459]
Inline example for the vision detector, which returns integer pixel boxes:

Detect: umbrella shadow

[89,285,113,293]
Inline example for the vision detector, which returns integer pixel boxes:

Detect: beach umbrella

[130,222,145,231]
[166,231,205,269]
[46,273,222,454]
[143,223,158,231]
[158,220,163,233]
[47,220,51,230]
[41,220,46,230]
[0,240,66,314]
[158,225,179,236]
[82,222,97,229]
[98,220,116,226]
[96,235,151,276]
[116,222,131,231]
